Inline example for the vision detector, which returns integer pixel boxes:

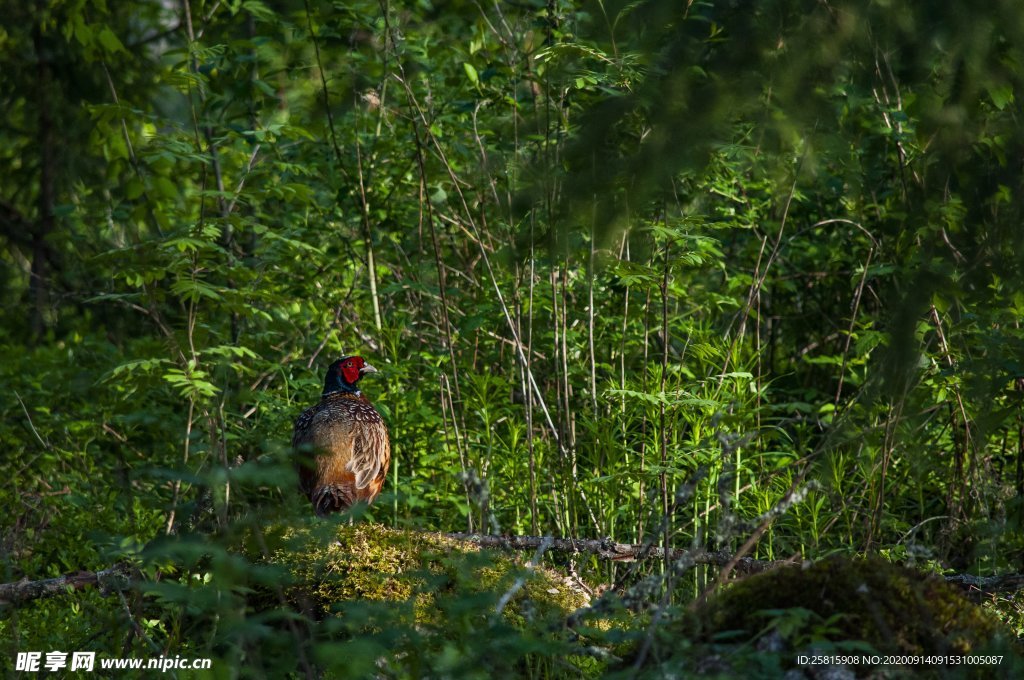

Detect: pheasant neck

[322,377,361,397]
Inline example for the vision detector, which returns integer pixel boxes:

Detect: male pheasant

[292,356,391,516]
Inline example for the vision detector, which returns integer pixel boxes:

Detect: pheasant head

[322,355,378,396]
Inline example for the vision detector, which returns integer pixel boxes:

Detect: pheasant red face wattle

[340,358,362,385]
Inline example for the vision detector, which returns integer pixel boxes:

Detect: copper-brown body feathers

[293,379,391,516]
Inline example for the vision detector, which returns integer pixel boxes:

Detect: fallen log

[0,563,132,606]
[445,532,794,574]
[4,532,1022,606]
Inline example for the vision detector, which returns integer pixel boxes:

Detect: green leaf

[97,26,126,54]
[105,358,171,381]
[170,278,222,302]
[989,84,1013,110]
[153,176,178,200]
[462,62,479,88]
[125,178,144,200]
[72,16,94,47]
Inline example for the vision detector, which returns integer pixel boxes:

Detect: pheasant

[292,356,391,516]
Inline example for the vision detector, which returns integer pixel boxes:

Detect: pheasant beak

[359,363,379,375]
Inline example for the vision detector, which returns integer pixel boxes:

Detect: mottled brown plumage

[293,356,390,516]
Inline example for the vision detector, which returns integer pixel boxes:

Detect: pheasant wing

[347,418,391,491]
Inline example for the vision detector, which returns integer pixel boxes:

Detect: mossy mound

[237,522,605,677]
[705,556,998,655]
[623,556,1021,677]
[250,522,589,627]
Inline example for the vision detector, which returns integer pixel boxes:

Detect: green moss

[621,556,1022,676]
[250,522,589,626]
[704,556,999,655]
[234,522,608,677]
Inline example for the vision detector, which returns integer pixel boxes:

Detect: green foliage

[3,0,1024,675]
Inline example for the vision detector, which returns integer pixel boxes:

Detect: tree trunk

[30,19,54,337]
